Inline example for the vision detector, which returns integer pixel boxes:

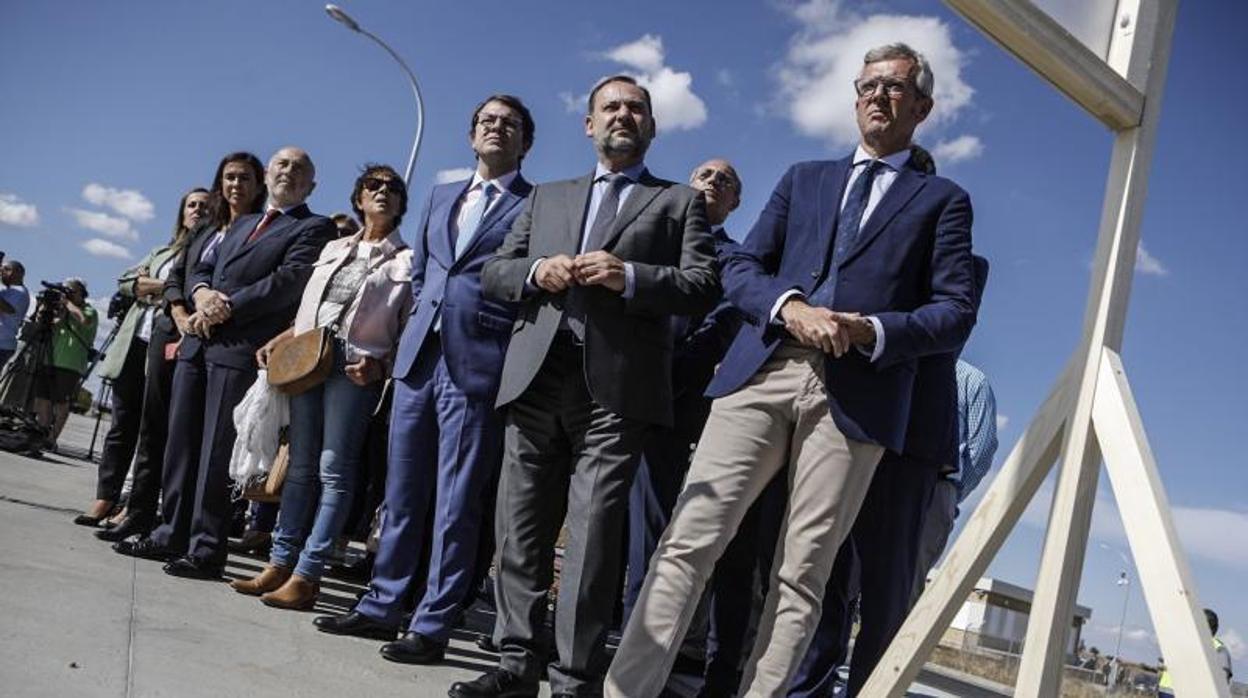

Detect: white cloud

[82,183,155,222]
[716,69,735,88]
[81,238,132,260]
[67,208,138,242]
[1135,242,1168,277]
[0,193,39,227]
[932,135,984,164]
[775,0,976,149]
[577,34,708,132]
[434,168,475,185]
[996,414,1010,431]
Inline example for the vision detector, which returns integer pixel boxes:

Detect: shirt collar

[594,161,647,184]
[851,145,911,173]
[263,202,302,216]
[468,168,519,195]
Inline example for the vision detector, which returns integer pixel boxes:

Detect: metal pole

[325,5,425,185]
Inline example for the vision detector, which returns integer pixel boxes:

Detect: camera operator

[0,260,31,370]
[32,278,98,449]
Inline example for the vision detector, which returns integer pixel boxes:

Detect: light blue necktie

[454,182,495,259]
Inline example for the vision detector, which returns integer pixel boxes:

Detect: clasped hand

[779,299,875,357]
[534,251,625,293]
[189,288,232,337]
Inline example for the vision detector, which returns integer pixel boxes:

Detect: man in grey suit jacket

[450,76,719,698]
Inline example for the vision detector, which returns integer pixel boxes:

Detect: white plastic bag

[229,369,290,487]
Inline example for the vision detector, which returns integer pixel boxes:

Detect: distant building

[939,576,1093,659]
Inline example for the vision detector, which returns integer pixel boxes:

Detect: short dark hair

[209,151,267,226]
[1205,608,1219,634]
[587,74,652,115]
[171,187,210,251]
[470,94,536,161]
[3,260,25,277]
[350,164,408,229]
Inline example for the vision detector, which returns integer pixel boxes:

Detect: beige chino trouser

[605,343,884,698]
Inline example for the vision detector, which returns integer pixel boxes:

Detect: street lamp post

[324,4,425,185]
[1099,543,1133,672]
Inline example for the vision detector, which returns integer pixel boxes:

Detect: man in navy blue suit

[608,43,977,697]
[127,146,335,580]
[313,95,536,663]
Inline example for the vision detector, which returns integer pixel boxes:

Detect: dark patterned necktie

[808,160,884,308]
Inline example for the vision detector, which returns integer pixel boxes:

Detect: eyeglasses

[694,168,740,193]
[853,77,913,99]
[476,114,523,132]
[362,177,404,194]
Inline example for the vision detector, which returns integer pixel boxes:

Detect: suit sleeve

[481,187,538,303]
[162,248,190,308]
[625,190,720,317]
[720,165,802,326]
[117,249,156,298]
[227,218,336,325]
[873,188,977,367]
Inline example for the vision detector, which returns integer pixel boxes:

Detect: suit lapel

[816,158,852,275]
[451,177,531,268]
[564,173,595,253]
[224,205,308,266]
[839,167,926,268]
[602,172,663,251]
[430,181,469,267]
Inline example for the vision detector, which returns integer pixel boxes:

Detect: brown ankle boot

[229,565,291,596]
[260,574,319,610]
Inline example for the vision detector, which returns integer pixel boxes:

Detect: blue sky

[2,0,1245,668]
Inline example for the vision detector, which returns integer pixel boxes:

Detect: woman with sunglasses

[231,164,412,609]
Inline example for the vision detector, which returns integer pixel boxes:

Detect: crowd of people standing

[69,41,1009,698]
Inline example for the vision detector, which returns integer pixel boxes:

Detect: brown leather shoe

[229,565,291,596]
[260,574,319,610]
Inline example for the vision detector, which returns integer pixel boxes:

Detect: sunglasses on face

[363,177,404,194]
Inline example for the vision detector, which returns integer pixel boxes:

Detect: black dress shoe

[313,611,397,640]
[448,668,538,698]
[379,632,447,664]
[112,536,173,561]
[228,529,272,555]
[73,513,107,527]
[162,556,224,580]
[95,517,149,542]
[477,634,499,653]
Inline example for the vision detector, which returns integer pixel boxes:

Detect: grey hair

[864,43,934,98]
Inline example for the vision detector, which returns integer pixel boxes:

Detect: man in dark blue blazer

[142,147,334,579]
[314,96,536,663]
[608,43,977,697]
[789,253,990,698]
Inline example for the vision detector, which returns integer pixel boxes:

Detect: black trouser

[96,336,149,501]
[123,325,178,529]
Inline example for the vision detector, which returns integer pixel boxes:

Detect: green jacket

[97,242,182,380]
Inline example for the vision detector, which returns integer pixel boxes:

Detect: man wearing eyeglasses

[608,43,978,697]
[313,95,535,666]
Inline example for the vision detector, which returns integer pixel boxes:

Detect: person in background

[1157,608,1233,696]
[0,260,31,369]
[331,212,360,238]
[76,188,212,529]
[314,95,535,663]
[230,164,413,609]
[32,278,98,449]
[112,151,266,554]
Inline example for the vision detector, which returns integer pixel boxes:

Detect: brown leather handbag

[266,326,335,395]
[243,434,290,503]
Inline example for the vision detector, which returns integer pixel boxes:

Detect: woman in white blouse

[232,164,413,609]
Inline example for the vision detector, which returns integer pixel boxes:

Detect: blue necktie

[455,182,495,259]
[809,160,884,308]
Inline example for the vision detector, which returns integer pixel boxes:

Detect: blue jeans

[270,349,380,580]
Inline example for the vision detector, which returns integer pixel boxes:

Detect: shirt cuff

[191,282,210,295]
[857,315,885,362]
[524,258,546,294]
[770,289,804,325]
[621,263,636,299]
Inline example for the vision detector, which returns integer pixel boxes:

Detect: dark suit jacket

[392,175,533,399]
[157,222,219,346]
[482,169,720,427]
[710,156,977,452]
[186,203,335,370]
[671,228,742,402]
